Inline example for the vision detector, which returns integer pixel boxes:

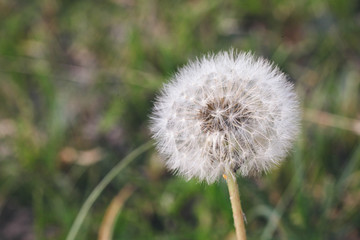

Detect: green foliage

[0,0,359,239]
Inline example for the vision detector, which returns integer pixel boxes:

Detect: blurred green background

[0,0,360,239]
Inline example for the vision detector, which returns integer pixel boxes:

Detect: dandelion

[151,50,300,182]
[150,50,300,239]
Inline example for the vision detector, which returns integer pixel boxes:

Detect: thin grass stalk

[66,141,153,240]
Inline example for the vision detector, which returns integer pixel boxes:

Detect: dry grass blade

[304,109,360,135]
[65,141,153,240]
[98,184,136,240]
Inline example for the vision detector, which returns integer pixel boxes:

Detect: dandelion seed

[150,50,300,184]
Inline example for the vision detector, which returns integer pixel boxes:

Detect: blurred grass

[0,0,360,239]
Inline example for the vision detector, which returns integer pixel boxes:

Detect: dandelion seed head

[150,50,301,184]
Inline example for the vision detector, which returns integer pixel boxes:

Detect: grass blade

[66,141,153,240]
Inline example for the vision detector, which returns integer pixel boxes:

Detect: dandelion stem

[224,170,247,240]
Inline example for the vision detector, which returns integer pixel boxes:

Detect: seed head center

[198,97,250,133]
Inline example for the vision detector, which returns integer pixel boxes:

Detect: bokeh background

[1,0,360,239]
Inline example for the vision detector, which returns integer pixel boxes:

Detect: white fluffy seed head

[150,50,301,184]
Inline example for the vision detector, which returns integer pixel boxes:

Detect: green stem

[66,141,153,240]
[225,170,247,240]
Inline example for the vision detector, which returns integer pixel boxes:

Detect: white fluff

[150,50,300,184]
